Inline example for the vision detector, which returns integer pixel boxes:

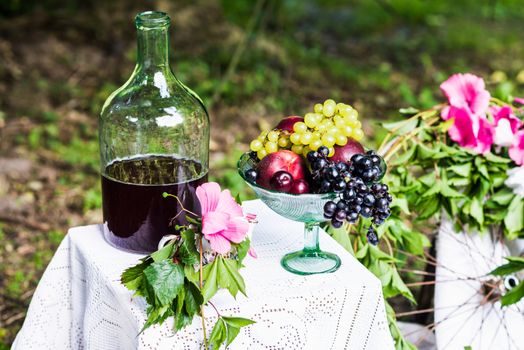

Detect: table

[13,200,394,350]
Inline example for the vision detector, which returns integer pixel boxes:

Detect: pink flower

[444,106,494,154]
[514,97,524,105]
[490,106,523,147]
[509,130,524,165]
[197,182,249,254]
[440,73,490,115]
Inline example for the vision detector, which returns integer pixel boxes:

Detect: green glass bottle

[99,11,209,253]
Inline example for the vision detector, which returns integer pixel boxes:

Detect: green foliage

[202,255,247,303]
[209,316,256,349]
[490,256,524,276]
[383,110,524,239]
[490,256,524,306]
[385,303,417,350]
[121,225,254,348]
[501,280,524,306]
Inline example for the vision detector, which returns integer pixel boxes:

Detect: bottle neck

[136,26,170,73]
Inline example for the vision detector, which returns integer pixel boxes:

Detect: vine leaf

[121,257,153,296]
[209,316,256,349]
[219,256,247,298]
[490,256,524,276]
[144,260,184,306]
[504,196,524,234]
[151,241,175,262]
[178,228,199,265]
[501,280,524,306]
[470,197,484,226]
[202,258,220,303]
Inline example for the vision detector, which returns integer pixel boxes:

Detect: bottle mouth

[135,11,170,29]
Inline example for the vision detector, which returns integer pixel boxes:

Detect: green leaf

[483,152,511,163]
[490,189,515,206]
[438,118,455,132]
[448,177,471,187]
[402,231,431,256]
[440,182,464,198]
[391,196,410,215]
[202,259,219,303]
[417,143,438,159]
[173,310,193,331]
[151,241,175,262]
[222,317,255,346]
[142,304,173,332]
[448,163,471,178]
[369,260,393,287]
[173,288,193,331]
[184,264,200,285]
[186,216,201,226]
[421,183,441,197]
[144,259,184,306]
[390,268,416,303]
[390,145,417,166]
[184,280,203,316]
[417,196,440,219]
[222,316,256,328]
[383,117,419,134]
[209,318,226,349]
[355,243,369,259]
[504,196,524,234]
[121,258,152,293]
[224,325,241,347]
[507,256,524,264]
[470,197,484,226]
[327,224,354,255]
[501,280,524,306]
[219,257,247,298]
[178,229,199,265]
[234,238,251,266]
[490,256,524,276]
[235,193,242,204]
[475,157,490,179]
[398,107,419,115]
[418,172,436,187]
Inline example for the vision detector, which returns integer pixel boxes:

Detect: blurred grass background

[1,0,524,346]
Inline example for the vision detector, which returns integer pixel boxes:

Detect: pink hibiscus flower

[509,130,524,166]
[490,106,523,147]
[514,97,524,105]
[445,106,494,154]
[440,73,490,116]
[440,74,494,154]
[196,182,250,255]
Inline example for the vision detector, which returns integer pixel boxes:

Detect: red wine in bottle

[101,155,207,253]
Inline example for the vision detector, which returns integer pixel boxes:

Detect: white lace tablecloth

[13,200,393,350]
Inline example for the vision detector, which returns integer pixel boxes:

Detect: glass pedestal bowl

[238,152,341,275]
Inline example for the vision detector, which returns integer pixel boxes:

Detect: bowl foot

[281,250,341,275]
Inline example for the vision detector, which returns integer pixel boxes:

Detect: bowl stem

[303,222,321,252]
[280,221,341,275]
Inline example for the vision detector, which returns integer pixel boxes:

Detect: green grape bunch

[249,99,363,160]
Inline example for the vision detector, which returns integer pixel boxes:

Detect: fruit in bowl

[255,150,307,191]
[330,138,365,163]
[249,99,365,161]
[242,99,392,246]
[274,116,304,132]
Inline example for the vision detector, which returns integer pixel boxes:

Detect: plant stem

[163,193,199,217]
[208,301,222,317]
[199,236,209,350]
[490,97,510,106]
[383,116,440,161]
[384,235,394,257]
